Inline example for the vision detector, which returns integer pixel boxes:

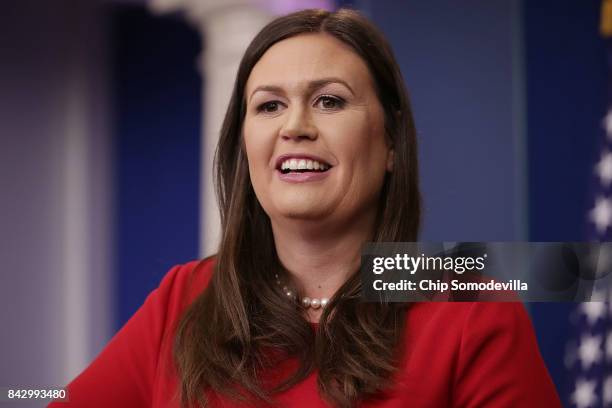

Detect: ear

[386,148,394,172]
[385,110,401,172]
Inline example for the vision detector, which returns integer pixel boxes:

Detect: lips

[275,154,333,174]
[274,153,334,183]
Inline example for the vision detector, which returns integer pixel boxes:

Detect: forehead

[245,33,374,95]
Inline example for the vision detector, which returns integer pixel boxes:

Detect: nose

[279,105,318,142]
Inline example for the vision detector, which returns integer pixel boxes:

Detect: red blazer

[49,258,561,407]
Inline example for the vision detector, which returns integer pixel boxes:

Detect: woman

[50,8,561,408]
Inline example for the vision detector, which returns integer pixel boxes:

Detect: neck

[270,210,377,313]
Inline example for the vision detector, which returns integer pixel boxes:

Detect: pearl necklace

[275,273,329,309]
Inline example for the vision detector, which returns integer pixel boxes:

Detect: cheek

[336,119,388,198]
[243,134,273,211]
[243,121,274,179]
[335,117,387,172]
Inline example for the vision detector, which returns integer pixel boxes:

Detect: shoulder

[160,257,216,299]
[408,301,532,331]
[402,302,560,406]
[405,301,538,359]
[157,256,216,320]
[151,257,217,383]
[48,257,218,408]
[119,257,217,345]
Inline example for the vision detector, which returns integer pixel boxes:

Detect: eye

[315,95,345,110]
[256,101,284,114]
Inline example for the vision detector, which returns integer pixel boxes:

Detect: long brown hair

[174,8,421,408]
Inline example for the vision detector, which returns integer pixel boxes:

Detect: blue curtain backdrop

[525,0,605,397]
[111,6,201,330]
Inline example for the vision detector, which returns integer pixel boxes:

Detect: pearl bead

[275,279,327,309]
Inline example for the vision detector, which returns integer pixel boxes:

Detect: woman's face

[243,33,392,225]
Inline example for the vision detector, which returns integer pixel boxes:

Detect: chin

[279,207,328,221]
[273,200,332,221]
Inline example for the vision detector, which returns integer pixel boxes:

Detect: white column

[150,0,332,257]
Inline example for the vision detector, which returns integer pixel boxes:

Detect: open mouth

[277,158,333,174]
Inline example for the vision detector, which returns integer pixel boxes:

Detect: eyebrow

[248,77,355,103]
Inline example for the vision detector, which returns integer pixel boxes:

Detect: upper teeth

[281,158,329,171]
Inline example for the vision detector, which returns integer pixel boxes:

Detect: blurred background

[0,0,607,406]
